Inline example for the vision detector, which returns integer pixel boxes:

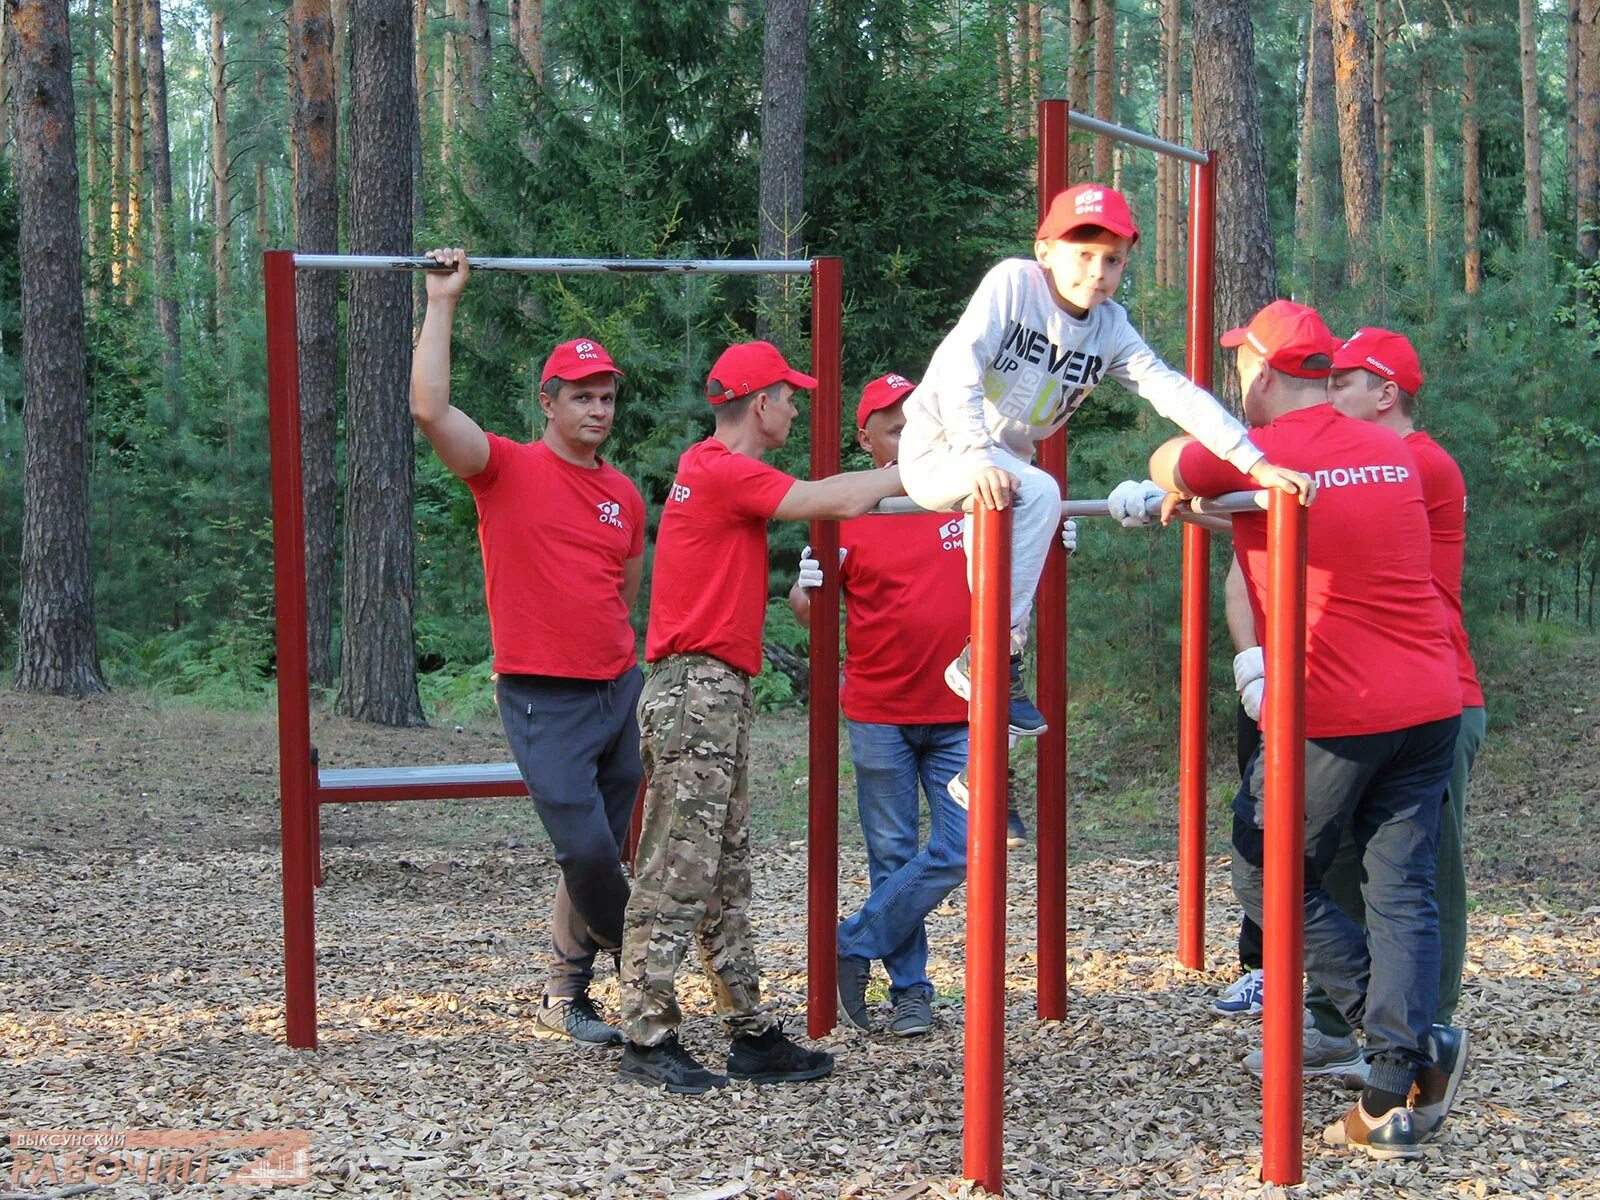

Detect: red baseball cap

[1036,184,1141,244]
[855,373,917,428]
[541,338,623,386]
[1331,326,1424,396]
[706,341,819,404]
[1220,300,1337,379]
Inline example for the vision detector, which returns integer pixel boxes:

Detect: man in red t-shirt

[1149,300,1465,1159]
[411,249,647,1048]
[615,342,903,1095]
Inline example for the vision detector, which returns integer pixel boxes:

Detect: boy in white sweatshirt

[900,183,1312,752]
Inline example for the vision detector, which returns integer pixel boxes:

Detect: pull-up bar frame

[265,249,843,1052]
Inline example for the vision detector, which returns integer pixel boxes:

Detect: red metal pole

[1176,156,1217,971]
[964,501,1011,1195]
[265,250,318,1050]
[1262,490,1308,1185]
[807,257,844,1039]
[1034,97,1071,1022]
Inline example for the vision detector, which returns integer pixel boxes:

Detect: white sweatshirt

[901,258,1264,476]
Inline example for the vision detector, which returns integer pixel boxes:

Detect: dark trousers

[497,667,645,999]
[1231,715,1459,1098]
[1235,703,1264,973]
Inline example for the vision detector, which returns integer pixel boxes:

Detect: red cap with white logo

[1219,300,1337,379]
[541,338,623,385]
[1331,327,1424,396]
[706,341,819,404]
[1036,184,1141,244]
[855,373,917,428]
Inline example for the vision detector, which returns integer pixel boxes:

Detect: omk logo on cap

[885,374,911,390]
[575,341,598,358]
[1075,188,1105,214]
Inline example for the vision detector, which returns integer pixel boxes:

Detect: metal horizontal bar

[1190,490,1270,515]
[868,492,1263,520]
[290,254,817,275]
[1066,110,1209,166]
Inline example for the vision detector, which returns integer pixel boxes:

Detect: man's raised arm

[410,247,491,480]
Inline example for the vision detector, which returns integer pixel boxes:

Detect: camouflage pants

[618,654,775,1046]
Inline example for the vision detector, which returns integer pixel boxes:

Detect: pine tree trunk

[1092,0,1114,177]
[518,0,541,83]
[1423,66,1437,262]
[253,41,267,254]
[1463,2,1482,293]
[1329,0,1380,284]
[1570,0,1582,207]
[1521,0,1544,242]
[85,0,99,283]
[109,0,126,289]
[1157,0,1180,286]
[996,7,1011,134]
[293,0,340,689]
[442,0,461,158]
[1013,1,1030,136]
[467,0,487,111]
[414,0,428,139]
[125,0,143,302]
[209,8,227,329]
[0,6,10,158]
[756,0,806,342]
[1578,0,1600,262]
[1069,0,1091,177]
[142,0,180,405]
[1193,0,1276,413]
[341,0,423,726]
[1028,2,1041,131]
[1373,0,1387,223]
[7,0,108,696]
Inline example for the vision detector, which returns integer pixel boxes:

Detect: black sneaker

[617,1032,728,1094]
[533,993,624,1046]
[837,952,874,1032]
[1007,652,1047,737]
[727,1024,835,1084]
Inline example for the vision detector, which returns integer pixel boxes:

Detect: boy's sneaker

[1213,968,1265,1017]
[533,993,624,1046]
[888,990,934,1037]
[1245,1008,1368,1089]
[943,643,1048,737]
[727,1024,835,1084]
[617,1033,727,1094]
[1322,1099,1422,1160]
[836,953,874,1032]
[1006,807,1028,848]
[1412,1024,1469,1141]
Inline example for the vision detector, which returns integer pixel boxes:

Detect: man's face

[1034,228,1132,310]
[541,372,617,450]
[757,383,799,448]
[1328,368,1386,421]
[857,401,905,468]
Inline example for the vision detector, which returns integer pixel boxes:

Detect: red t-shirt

[839,511,970,725]
[1406,431,1484,708]
[463,435,645,679]
[1179,404,1461,738]
[645,438,797,676]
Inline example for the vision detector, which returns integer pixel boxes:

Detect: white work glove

[1060,518,1078,556]
[1233,646,1266,722]
[796,545,846,592]
[1107,479,1166,528]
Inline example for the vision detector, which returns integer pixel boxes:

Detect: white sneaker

[1213,968,1264,1016]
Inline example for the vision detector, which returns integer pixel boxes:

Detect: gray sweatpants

[900,444,1061,634]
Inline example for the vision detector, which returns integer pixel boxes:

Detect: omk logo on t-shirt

[938,518,964,551]
[596,500,625,529]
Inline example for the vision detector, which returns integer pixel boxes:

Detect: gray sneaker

[837,953,874,1032]
[888,990,934,1037]
[533,993,624,1046]
[1245,1008,1368,1089]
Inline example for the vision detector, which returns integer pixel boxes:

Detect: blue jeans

[1231,715,1459,1098]
[837,720,970,996]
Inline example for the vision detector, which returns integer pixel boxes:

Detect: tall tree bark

[142,0,179,404]
[1013,0,1030,135]
[755,0,805,341]
[1329,0,1380,284]
[124,0,142,301]
[7,0,108,696]
[1193,0,1277,413]
[996,6,1011,133]
[1157,0,1182,287]
[441,0,460,159]
[209,7,227,328]
[293,0,340,689]
[1520,0,1544,242]
[1028,2,1040,133]
[1463,2,1482,292]
[1092,0,1114,177]
[109,0,126,288]
[252,47,266,253]
[517,0,541,83]
[1570,0,1582,206]
[341,0,422,725]
[1578,0,1600,262]
[1069,0,1091,177]
[1423,64,1437,261]
[1373,0,1388,221]
[84,0,99,279]
[467,0,487,112]
[414,0,428,137]
[0,5,10,158]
